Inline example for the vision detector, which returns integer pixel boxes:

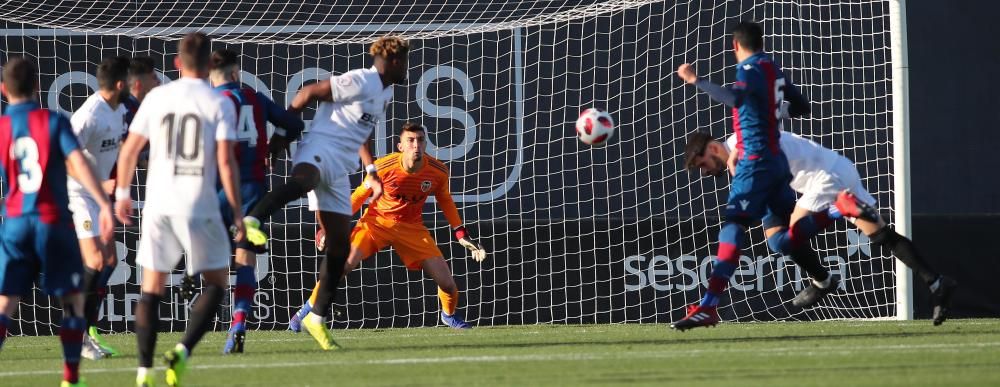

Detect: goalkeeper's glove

[315,227,326,252]
[454,226,487,262]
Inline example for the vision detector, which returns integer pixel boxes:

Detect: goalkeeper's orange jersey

[351,152,462,228]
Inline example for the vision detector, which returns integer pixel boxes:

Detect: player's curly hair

[369,35,409,59]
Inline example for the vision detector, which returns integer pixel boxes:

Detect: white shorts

[796,157,877,212]
[136,214,231,275]
[68,193,101,239]
[292,134,354,216]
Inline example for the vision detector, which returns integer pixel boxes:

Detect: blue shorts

[725,157,796,227]
[218,180,266,252]
[0,216,84,297]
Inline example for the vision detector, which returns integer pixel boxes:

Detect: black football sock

[180,285,225,353]
[788,246,830,284]
[135,293,161,368]
[310,252,348,318]
[247,180,309,222]
[869,227,938,284]
[82,267,101,329]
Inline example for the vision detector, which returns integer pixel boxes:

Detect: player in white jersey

[685,131,957,325]
[67,55,130,360]
[241,35,409,350]
[114,32,243,387]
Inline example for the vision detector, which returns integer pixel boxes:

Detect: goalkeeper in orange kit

[289,122,487,332]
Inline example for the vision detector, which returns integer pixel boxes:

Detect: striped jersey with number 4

[128,78,237,216]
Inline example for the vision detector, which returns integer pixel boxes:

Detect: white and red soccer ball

[575,108,615,146]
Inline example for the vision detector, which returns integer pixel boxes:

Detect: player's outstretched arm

[677,63,747,107]
[66,149,114,244]
[288,80,332,112]
[113,132,147,225]
[218,139,244,242]
[262,94,305,162]
[436,179,487,262]
[350,182,373,216]
[289,71,372,113]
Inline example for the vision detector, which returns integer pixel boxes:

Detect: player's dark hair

[684,132,714,171]
[2,57,37,98]
[401,121,426,134]
[97,55,130,91]
[128,56,156,78]
[731,21,764,52]
[178,32,212,70]
[210,48,240,70]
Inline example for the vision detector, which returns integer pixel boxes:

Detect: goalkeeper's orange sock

[308,281,321,306]
[438,287,458,316]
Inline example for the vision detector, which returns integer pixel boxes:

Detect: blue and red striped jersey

[122,94,140,128]
[216,82,304,184]
[730,52,798,161]
[0,102,80,223]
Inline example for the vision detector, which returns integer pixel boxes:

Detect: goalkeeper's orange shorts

[350,216,444,270]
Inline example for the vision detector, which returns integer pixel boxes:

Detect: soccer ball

[575,108,615,145]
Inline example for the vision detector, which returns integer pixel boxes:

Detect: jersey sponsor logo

[420,180,432,192]
[100,136,119,152]
[359,112,378,127]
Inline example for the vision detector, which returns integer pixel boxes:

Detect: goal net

[0,0,899,335]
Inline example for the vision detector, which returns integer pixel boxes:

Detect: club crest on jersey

[83,220,92,231]
[421,180,432,192]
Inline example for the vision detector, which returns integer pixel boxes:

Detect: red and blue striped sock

[60,316,86,383]
[701,222,745,307]
[232,266,256,330]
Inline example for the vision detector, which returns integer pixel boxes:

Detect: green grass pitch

[2,319,999,386]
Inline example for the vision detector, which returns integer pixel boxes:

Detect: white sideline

[2,341,999,377]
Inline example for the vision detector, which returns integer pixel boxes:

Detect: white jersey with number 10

[128,77,237,217]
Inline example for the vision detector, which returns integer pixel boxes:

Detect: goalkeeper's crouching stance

[290,122,487,337]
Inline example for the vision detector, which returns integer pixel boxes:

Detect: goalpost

[0,0,910,335]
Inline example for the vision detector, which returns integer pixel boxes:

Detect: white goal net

[0,0,899,335]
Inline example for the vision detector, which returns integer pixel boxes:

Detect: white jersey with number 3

[129,77,237,217]
[306,67,393,169]
[67,92,128,197]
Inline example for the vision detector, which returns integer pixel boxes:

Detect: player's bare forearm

[217,140,244,219]
[66,150,111,209]
[289,80,332,112]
